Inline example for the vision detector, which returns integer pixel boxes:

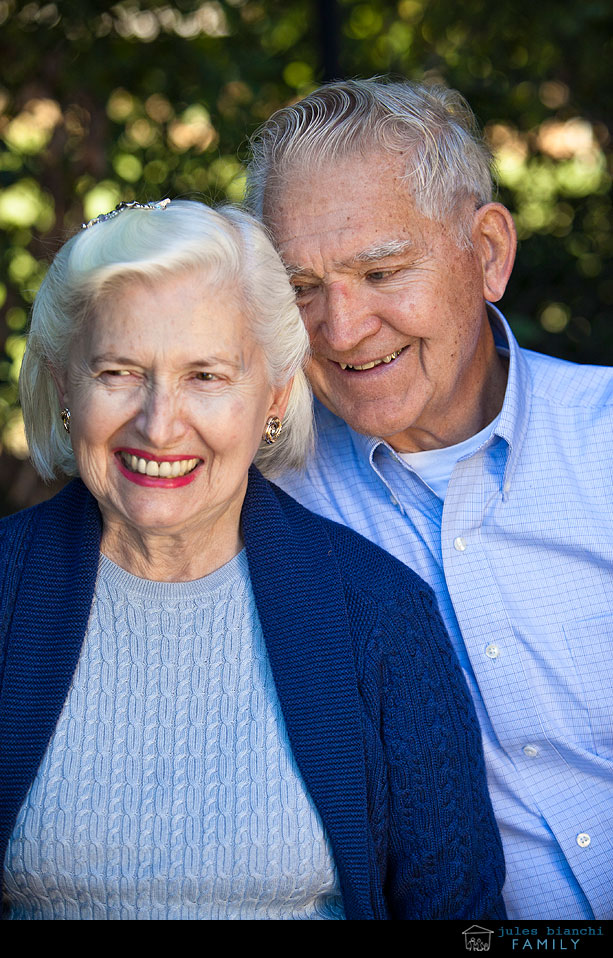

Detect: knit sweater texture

[0,467,506,920]
[5,551,344,920]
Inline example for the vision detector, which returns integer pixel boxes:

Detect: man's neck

[387,346,509,454]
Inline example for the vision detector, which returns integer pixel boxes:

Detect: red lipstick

[114,450,202,488]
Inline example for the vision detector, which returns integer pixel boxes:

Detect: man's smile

[335,346,407,372]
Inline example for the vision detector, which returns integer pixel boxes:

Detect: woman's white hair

[248,77,494,245]
[20,200,312,481]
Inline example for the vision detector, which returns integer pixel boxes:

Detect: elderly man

[248,78,613,920]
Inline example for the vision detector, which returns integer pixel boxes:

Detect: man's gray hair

[20,200,312,481]
[247,77,494,241]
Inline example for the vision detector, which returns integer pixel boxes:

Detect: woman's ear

[473,203,517,303]
[269,377,293,422]
[49,364,68,406]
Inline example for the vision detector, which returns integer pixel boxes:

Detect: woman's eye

[101,369,133,378]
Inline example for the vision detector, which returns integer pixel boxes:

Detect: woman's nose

[135,383,188,448]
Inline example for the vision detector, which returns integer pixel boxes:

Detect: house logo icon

[463,926,494,951]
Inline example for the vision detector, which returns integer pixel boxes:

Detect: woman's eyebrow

[89,353,137,367]
[89,353,244,370]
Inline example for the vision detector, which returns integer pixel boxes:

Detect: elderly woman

[0,200,505,921]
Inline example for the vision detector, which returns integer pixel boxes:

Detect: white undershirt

[397,414,501,500]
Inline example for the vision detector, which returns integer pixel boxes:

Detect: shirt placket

[442,445,612,917]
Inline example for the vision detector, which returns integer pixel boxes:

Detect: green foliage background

[1,0,612,512]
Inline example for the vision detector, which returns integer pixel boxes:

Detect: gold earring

[61,407,71,434]
[263,415,282,445]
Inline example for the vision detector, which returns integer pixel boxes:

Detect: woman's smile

[115,448,203,486]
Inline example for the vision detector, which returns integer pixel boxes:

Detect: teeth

[120,452,199,478]
[339,348,403,371]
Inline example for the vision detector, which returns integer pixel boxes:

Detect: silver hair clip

[81,198,171,230]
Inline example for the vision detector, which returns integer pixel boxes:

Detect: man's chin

[313,392,411,444]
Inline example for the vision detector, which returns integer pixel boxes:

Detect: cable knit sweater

[0,467,506,920]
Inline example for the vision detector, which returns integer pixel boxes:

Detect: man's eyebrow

[349,239,414,265]
[284,263,314,278]
[282,239,414,279]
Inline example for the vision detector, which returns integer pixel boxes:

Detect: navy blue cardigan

[0,468,505,920]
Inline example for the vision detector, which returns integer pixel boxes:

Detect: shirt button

[453,536,467,552]
[503,480,511,494]
[576,833,591,848]
[485,644,500,659]
[389,495,398,506]
[523,745,539,758]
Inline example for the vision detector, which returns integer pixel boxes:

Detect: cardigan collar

[1,470,374,919]
[0,480,101,872]
[242,467,374,919]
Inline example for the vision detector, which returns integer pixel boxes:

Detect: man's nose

[318,282,381,353]
[135,383,188,448]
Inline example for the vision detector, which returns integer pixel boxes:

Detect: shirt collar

[346,305,532,492]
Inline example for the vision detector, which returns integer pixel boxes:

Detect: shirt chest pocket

[561,614,613,760]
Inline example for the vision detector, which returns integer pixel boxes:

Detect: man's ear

[473,203,517,303]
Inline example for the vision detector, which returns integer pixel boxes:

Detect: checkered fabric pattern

[277,307,613,920]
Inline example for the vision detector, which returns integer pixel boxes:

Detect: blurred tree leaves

[1,0,612,508]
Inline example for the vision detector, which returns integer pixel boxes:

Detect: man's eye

[195,372,218,381]
[366,270,392,282]
[103,369,132,377]
[292,283,315,299]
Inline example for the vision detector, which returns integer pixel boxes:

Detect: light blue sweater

[5,551,344,920]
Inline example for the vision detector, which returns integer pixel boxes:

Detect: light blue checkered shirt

[277,307,613,920]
